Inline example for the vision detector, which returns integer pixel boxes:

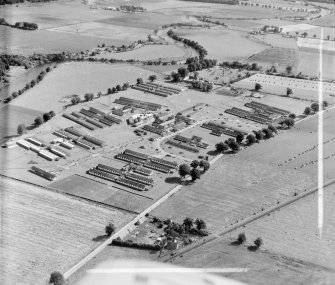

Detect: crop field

[93,44,187,61]
[298,49,335,79]
[247,47,299,72]
[49,22,151,44]
[153,2,308,19]
[0,176,134,285]
[11,62,158,112]
[172,223,335,285]
[237,182,335,271]
[175,27,267,61]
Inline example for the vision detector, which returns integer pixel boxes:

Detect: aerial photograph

[0,0,334,284]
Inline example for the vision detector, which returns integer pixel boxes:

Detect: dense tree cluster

[186,57,217,72]
[167,29,208,60]
[220,61,261,71]
[14,21,38,30]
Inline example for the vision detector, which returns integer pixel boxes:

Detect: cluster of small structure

[225,101,290,125]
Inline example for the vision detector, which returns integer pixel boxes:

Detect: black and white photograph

[0,0,334,284]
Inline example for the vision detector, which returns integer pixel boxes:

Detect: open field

[309,13,335,27]
[234,73,335,101]
[0,176,134,285]
[175,27,267,61]
[0,105,43,144]
[49,174,153,213]
[298,36,335,52]
[11,62,158,112]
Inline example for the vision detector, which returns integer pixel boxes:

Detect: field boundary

[163,178,335,263]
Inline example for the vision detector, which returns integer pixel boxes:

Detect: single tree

[284,118,295,128]
[116,85,122,92]
[246,133,256,145]
[107,88,113,94]
[190,160,200,169]
[262,128,273,139]
[137,78,143,85]
[43,113,52,122]
[46,67,51,72]
[199,160,210,172]
[254,237,263,249]
[49,110,56,117]
[228,140,240,152]
[268,124,277,134]
[304,107,312,115]
[49,271,65,285]
[34,116,43,126]
[215,142,229,153]
[289,113,296,119]
[311,102,319,113]
[190,168,201,181]
[195,218,206,230]
[123,82,130,90]
[286,66,292,74]
[237,232,246,244]
[253,130,264,141]
[183,217,194,230]
[17,124,26,135]
[71,97,79,105]
[322,100,329,109]
[105,223,115,236]
[178,164,191,178]
[148,75,157,82]
[11,91,18,98]
[236,133,244,144]
[112,87,117,93]
[286,87,293,97]
[254,83,262,91]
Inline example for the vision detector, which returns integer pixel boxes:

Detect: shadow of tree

[165,177,181,184]
[92,234,109,242]
[247,245,258,252]
[230,240,242,246]
[207,150,218,156]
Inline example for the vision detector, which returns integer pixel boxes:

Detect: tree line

[4,66,54,103]
[167,29,208,60]
[17,110,56,135]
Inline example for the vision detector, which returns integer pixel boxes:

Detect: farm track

[164,178,335,263]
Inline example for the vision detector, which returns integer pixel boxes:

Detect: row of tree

[304,101,328,115]
[167,29,208,60]
[4,66,53,103]
[71,82,130,105]
[17,110,56,135]
[214,123,296,152]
